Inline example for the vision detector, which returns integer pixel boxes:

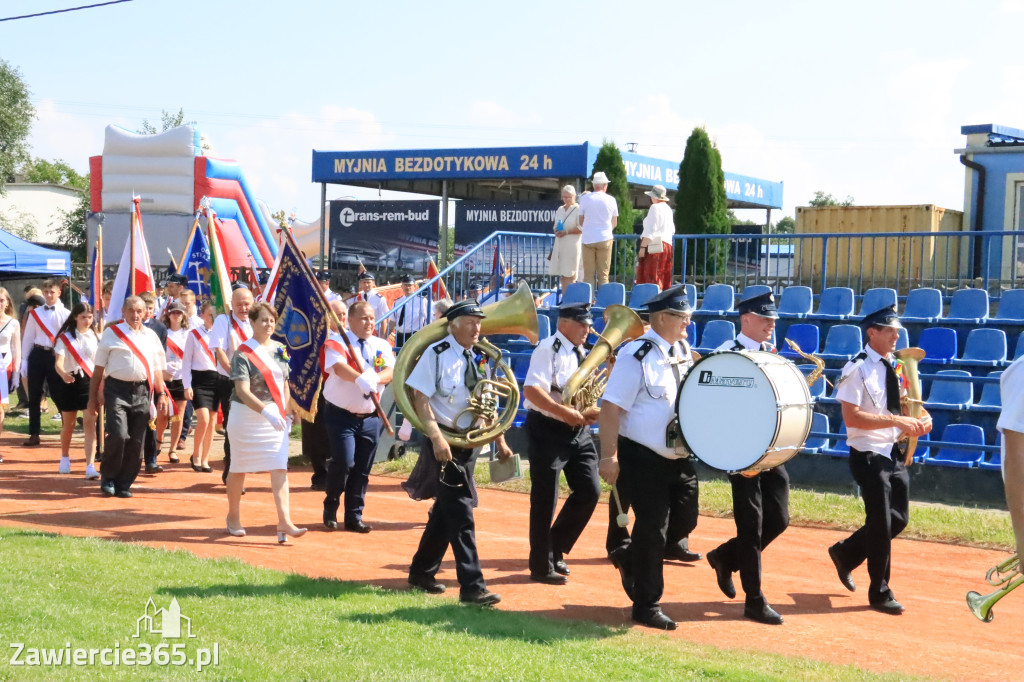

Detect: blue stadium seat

[562,282,592,305]
[780,324,820,358]
[979,450,1002,471]
[628,283,660,309]
[924,369,974,409]
[925,423,985,468]
[695,284,735,316]
[684,321,697,347]
[901,288,943,324]
[947,288,989,323]
[857,287,898,317]
[777,286,813,318]
[814,287,855,320]
[804,412,830,453]
[696,319,736,353]
[974,370,1003,413]
[817,324,862,362]
[895,327,910,351]
[918,327,958,366]
[822,424,849,457]
[1015,331,1024,360]
[511,355,531,382]
[797,364,827,399]
[994,289,1024,322]
[594,282,626,308]
[912,431,932,462]
[536,315,551,340]
[683,283,697,309]
[958,328,1007,367]
[741,284,772,301]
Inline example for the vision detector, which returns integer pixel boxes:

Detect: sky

[4,0,1024,226]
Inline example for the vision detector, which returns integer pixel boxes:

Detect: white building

[0,182,81,245]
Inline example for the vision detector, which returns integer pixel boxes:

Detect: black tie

[398,305,405,328]
[883,359,901,414]
[357,338,371,398]
[44,305,55,311]
[464,350,480,390]
[572,346,585,367]
[667,345,682,384]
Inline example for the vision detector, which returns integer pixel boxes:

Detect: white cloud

[25,99,120,173]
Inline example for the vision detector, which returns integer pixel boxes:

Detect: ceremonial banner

[107,198,155,319]
[177,216,212,297]
[207,211,233,315]
[269,235,331,419]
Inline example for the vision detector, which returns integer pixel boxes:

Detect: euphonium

[561,304,645,413]
[392,283,539,449]
[966,555,1024,622]
[894,347,926,466]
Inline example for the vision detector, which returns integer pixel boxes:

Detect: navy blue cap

[400,274,416,284]
[644,285,692,314]
[558,302,593,325]
[357,271,375,281]
[861,304,902,329]
[231,282,249,292]
[170,274,189,285]
[258,270,270,284]
[315,270,331,282]
[445,298,486,321]
[737,291,778,319]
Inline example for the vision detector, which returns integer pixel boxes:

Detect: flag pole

[177,209,202,276]
[95,217,104,462]
[130,197,138,295]
[277,217,393,436]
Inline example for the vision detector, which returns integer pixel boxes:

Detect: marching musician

[598,285,698,630]
[706,290,789,625]
[522,302,601,584]
[321,301,394,533]
[355,272,389,337]
[209,286,254,482]
[828,304,931,614]
[404,299,513,606]
[20,279,69,446]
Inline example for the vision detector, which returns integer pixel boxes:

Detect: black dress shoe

[100,481,116,497]
[323,513,338,530]
[529,570,568,585]
[310,481,327,492]
[828,544,856,592]
[23,435,41,447]
[114,489,133,499]
[201,465,213,473]
[665,545,703,562]
[460,589,501,606]
[744,600,784,625]
[344,520,372,533]
[145,464,163,474]
[408,574,446,594]
[553,558,570,576]
[632,609,677,630]
[190,458,203,472]
[608,546,636,600]
[869,597,904,614]
[707,548,736,599]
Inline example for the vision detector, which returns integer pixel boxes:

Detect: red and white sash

[111,323,156,418]
[238,340,286,419]
[166,337,184,361]
[58,332,95,378]
[30,309,57,345]
[190,327,215,365]
[231,317,250,345]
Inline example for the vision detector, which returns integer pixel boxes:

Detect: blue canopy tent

[0,228,71,278]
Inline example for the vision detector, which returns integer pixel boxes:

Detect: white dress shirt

[208,313,253,378]
[835,344,906,458]
[641,202,674,245]
[164,327,189,381]
[391,294,430,334]
[405,333,482,430]
[95,323,167,383]
[181,324,217,389]
[322,330,394,413]
[718,332,775,353]
[54,330,98,376]
[523,331,583,418]
[22,302,69,351]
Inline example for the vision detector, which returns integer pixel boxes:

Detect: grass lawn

[3,400,64,436]
[0,527,925,682]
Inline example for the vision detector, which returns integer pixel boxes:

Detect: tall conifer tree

[675,127,729,277]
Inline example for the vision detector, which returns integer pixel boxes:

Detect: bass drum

[676,350,812,475]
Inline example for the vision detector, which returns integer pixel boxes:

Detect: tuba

[561,305,645,413]
[894,347,926,466]
[966,555,1024,622]
[392,283,538,449]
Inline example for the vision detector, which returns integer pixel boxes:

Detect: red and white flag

[107,198,155,320]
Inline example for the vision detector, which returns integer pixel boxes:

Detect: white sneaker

[85,465,100,480]
[58,457,71,474]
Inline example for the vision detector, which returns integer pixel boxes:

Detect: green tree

[52,191,89,262]
[0,59,35,194]
[0,207,38,240]
[21,158,88,190]
[774,215,795,233]
[139,108,210,152]
[808,190,854,207]
[675,127,730,277]
[590,141,634,283]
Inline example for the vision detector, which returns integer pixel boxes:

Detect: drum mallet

[611,485,629,528]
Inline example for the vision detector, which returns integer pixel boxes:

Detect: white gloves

[398,418,413,442]
[261,405,287,431]
[354,369,380,395]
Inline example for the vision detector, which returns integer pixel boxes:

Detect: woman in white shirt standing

[53,302,99,478]
[155,301,190,463]
[0,287,21,462]
[636,185,675,290]
[548,185,582,293]
[182,301,218,472]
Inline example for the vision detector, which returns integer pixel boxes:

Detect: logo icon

[697,371,755,388]
[339,207,355,227]
[134,598,196,639]
[277,299,312,350]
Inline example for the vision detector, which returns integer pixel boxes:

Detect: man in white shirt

[87,296,169,497]
[317,271,341,304]
[208,286,254,482]
[21,279,69,446]
[577,171,619,293]
[636,185,675,289]
[389,275,430,348]
[321,301,393,532]
[828,304,931,615]
[355,272,389,337]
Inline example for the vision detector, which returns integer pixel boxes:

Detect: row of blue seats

[805,413,1001,469]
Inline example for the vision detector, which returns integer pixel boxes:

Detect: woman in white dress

[155,302,189,463]
[52,302,99,478]
[0,287,21,463]
[224,302,306,543]
[183,301,218,472]
[548,185,582,293]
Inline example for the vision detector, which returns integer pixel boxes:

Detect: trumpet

[966,554,1024,622]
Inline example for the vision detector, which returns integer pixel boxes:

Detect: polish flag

[107,198,155,321]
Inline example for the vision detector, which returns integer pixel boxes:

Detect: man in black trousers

[20,279,68,446]
[522,302,601,584]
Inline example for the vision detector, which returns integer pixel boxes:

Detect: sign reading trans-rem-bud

[312,144,590,182]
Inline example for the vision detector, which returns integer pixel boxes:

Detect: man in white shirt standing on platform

[390,275,430,349]
[208,286,254,483]
[577,171,619,294]
[355,272,389,337]
[21,279,69,446]
[318,271,341,304]
[87,296,168,498]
